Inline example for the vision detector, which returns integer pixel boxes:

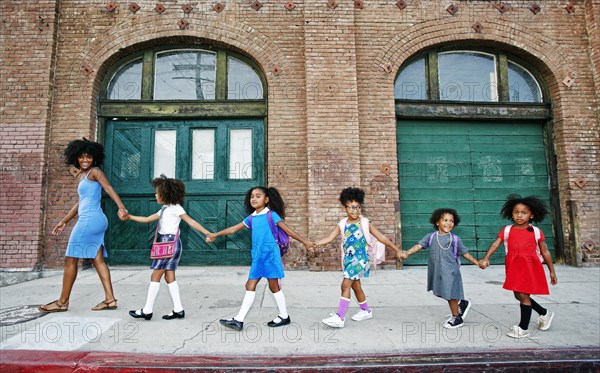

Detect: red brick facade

[1,0,598,270]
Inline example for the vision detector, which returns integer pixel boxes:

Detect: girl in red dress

[479,195,557,339]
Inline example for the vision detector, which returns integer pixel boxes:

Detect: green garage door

[103,119,264,265]
[397,120,555,265]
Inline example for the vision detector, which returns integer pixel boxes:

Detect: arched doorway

[395,49,561,265]
[99,46,267,265]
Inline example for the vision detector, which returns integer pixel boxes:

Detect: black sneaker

[458,300,471,320]
[443,315,464,329]
[219,318,243,331]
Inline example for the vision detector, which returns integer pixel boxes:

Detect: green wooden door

[103,119,264,265]
[397,120,555,265]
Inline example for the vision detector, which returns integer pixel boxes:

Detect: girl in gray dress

[402,208,479,329]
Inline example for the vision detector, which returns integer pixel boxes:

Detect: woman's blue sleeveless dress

[65,172,108,258]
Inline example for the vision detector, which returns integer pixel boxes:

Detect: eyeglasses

[346,205,362,211]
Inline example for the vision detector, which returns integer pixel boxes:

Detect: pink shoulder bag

[150,208,179,260]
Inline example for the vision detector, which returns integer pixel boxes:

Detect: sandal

[92,299,118,311]
[39,300,69,313]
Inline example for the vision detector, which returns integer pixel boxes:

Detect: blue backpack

[428,232,460,265]
[247,211,290,257]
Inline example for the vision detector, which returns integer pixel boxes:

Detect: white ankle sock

[167,281,184,312]
[272,290,288,319]
[234,291,256,322]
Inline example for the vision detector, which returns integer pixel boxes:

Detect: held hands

[306,242,319,258]
[478,259,490,269]
[306,242,316,253]
[399,250,409,260]
[205,233,216,243]
[117,208,129,221]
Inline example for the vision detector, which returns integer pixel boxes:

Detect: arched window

[99,47,266,266]
[395,50,543,103]
[104,48,265,101]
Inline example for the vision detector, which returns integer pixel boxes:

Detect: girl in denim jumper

[126,175,211,321]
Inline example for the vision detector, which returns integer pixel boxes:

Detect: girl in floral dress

[314,187,402,328]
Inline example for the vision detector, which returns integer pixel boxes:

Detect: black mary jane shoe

[129,309,152,320]
[267,316,291,327]
[162,310,185,320]
[219,318,243,331]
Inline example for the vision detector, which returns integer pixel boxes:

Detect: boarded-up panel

[397,120,554,265]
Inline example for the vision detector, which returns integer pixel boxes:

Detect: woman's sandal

[39,300,69,313]
[92,299,118,311]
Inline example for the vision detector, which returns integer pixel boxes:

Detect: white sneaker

[351,309,373,321]
[322,313,345,328]
[506,325,530,339]
[537,311,554,331]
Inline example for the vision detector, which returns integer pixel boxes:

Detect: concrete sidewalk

[1,264,599,370]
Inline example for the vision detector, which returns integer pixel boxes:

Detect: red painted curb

[1,348,599,372]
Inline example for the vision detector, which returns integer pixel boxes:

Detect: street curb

[1,347,599,371]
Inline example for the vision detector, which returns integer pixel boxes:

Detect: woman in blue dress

[40,138,128,312]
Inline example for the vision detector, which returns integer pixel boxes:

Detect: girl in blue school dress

[40,138,129,313]
[206,186,313,331]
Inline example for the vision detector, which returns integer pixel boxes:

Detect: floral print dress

[342,222,370,280]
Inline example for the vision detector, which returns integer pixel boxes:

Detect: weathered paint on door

[103,119,264,265]
[397,120,555,265]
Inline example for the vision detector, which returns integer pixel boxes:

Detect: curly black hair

[64,138,105,168]
[244,186,286,218]
[429,208,461,229]
[339,187,365,207]
[151,175,186,205]
[500,194,548,223]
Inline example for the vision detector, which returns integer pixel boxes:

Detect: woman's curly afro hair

[500,194,548,223]
[64,138,105,168]
[151,175,186,206]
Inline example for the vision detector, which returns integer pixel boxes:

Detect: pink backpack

[337,216,386,271]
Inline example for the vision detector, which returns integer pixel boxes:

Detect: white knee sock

[234,291,256,322]
[272,290,288,319]
[142,281,160,314]
[167,281,184,312]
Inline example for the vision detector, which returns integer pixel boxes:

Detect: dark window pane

[439,52,497,102]
[227,57,263,100]
[108,59,142,100]
[508,61,542,103]
[395,58,427,100]
[155,51,216,100]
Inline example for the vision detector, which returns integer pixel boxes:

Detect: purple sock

[359,300,370,312]
[337,297,350,319]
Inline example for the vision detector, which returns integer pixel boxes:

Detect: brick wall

[2,0,598,269]
[0,1,59,270]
